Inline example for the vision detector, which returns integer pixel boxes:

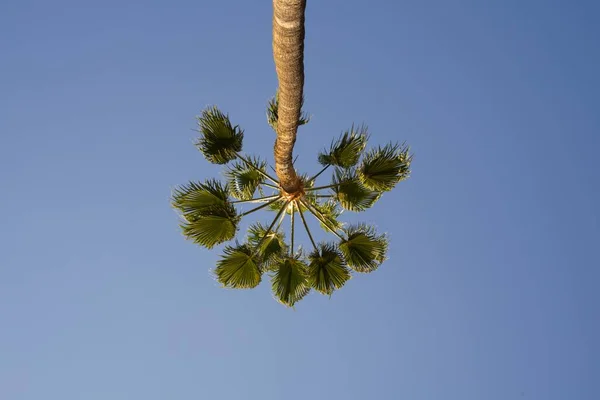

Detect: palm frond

[195,106,243,164]
[307,243,351,295]
[214,244,262,288]
[331,168,380,212]
[172,180,239,248]
[266,92,310,131]
[270,256,310,307]
[247,222,287,268]
[339,224,388,273]
[179,209,239,249]
[318,124,368,168]
[171,179,229,213]
[225,156,268,200]
[357,143,411,191]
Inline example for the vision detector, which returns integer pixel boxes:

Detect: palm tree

[172,0,412,307]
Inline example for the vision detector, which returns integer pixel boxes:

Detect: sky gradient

[1,0,599,399]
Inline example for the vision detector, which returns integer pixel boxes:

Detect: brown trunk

[272,0,306,194]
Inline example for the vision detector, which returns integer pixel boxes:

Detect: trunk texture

[272,0,306,193]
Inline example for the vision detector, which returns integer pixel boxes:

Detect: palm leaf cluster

[172,103,411,307]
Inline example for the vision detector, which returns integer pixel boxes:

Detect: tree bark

[272,0,306,194]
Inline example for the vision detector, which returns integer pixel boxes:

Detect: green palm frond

[267,92,310,131]
[331,168,380,212]
[214,244,262,288]
[172,180,239,248]
[225,156,268,200]
[171,179,230,213]
[195,106,244,164]
[247,222,287,268]
[179,208,239,249]
[307,243,351,295]
[270,256,310,307]
[339,224,388,273]
[318,124,368,168]
[357,143,411,191]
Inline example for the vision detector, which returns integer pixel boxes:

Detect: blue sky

[1,0,598,399]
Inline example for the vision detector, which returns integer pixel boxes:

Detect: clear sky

[1,0,599,399]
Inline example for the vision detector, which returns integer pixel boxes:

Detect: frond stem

[290,201,295,256]
[231,194,280,204]
[299,199,345,241]
[308,165,329,184]
[297,205,317,251]
[240,196,282,217]
[305,182,348,192]
[276,206,287,231]
[262,182,280,190]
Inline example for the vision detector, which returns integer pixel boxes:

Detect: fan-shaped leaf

[171,179,229,214]
[332,168,380,212]
[318,124,368,168]
[271,257,310,307]
[267,93,310,131]
[308,243,351,295]
[214,244,262,288]
[247,223,287,268]
[172,180,239,248]
[179,209,238,249]
[195,106,243,164]
[226,156,267,200]
[357,143,411,191]
[339,224,388,273]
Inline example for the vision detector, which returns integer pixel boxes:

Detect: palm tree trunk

[272,0,306,194]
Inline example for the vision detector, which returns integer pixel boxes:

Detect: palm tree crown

[172,104,412,307]
[172,0,412,307]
